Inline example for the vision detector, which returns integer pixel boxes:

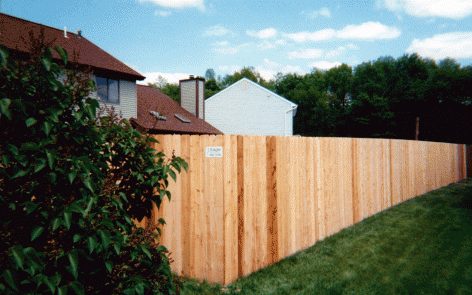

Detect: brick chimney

[179,75,205,120]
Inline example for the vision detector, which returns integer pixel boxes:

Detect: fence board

[223,135,238,285]
[137,135,466,286]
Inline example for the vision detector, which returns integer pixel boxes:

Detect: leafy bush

[0,38,187,294]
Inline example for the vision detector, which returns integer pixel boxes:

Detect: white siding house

[205,78,298,136]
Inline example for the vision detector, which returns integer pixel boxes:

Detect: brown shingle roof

[131,85,222,135]
[0,13,145,80]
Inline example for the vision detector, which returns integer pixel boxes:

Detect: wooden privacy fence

[135,135,466,286]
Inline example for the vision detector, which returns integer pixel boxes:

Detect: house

[130,84,222,135]
[204,78,298,136]
[0,13,221,135]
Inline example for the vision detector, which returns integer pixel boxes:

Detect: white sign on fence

[206,147,223,158]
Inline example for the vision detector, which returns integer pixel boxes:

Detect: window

[97,77,119,103]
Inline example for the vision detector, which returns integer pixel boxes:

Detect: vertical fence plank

[316,137,326,240]
[237,135,244,277]
[305,137,316,246]
[256,136,268,271]
[223,135,238,285]
[266,136,278,267]
[276,136,289,260]
[242,136,255,276]
[180,135,191,278]
[340,138,354,228]
[352,138,360,224]
[189,135,202,279]
[165,135,183,275]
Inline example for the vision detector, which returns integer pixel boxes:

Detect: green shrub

[0,38,187,294]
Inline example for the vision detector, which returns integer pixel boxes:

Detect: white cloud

[138,0,205,11]
[347,43,359,49]
[336,22,401,39]
[302,7,332,18]
[283,22,400,43]
[138,72,191,85]
[378,0,472,19]
[309,61,342,70]
[255,59,305,81]
[275,39,287,45]
[154,10,171,17]
[287,48,324,59]
[219,65,242,74]
[247,28,277,39]
[204,25,233,36]
[283,29,336,42]
[214,43,251,55]
[257,41,276,50]
[213,40,229,46]
[325,46,346,59]
[406,32,472,60]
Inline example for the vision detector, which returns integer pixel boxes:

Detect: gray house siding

[205,78,297,136]
[57,73,137,120]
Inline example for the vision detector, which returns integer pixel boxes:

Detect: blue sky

[3,0,472,84]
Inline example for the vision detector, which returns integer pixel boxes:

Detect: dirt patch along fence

[134,135,466,286]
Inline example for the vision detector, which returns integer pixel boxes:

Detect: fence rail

[134,135,466,285]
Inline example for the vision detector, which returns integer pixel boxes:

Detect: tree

[205,78,220,99]
[0,42,187,294]
[204,68,215,81]
[148,77,180,103]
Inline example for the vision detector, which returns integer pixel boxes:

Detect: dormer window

[97,77,119,103]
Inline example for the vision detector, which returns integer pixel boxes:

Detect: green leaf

[105,260,113,273]
[58,285,68,295]
[67,250,79,280]
[0,45,10,65]
[43,121,53,136]
[135,283,144,295]
[54,45,68,66]
[31,226,44,241]
[131,250,138,261]
[34,158,47,173]
[83,177,94,193]
[69,281,84,295]
[170,162,181,173]
[21,142,39,151]
[0,98,11,119]
[25,117,37,127]
[140,246,152,260]
[3,269,18,291]
[10,245,24,270]
[70,203,85,215]
[168,169,177,182]
[144,167,155,173]
[68,170,77,184]
[43,275,57,294]
[73,234,82,243]
[53,218,62,231]
[41,56,52,71]
[63,212,72,230]
[100,218,114,230]
[98,230,112,249]
[87,236,98,254]
[46,150,54,169]
[114,243,121,255]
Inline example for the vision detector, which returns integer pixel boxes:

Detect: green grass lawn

[174,177,472,295]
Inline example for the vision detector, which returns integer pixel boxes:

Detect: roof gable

[0,13,145,80]
[131,85,222,135]
[206,78,298,109]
